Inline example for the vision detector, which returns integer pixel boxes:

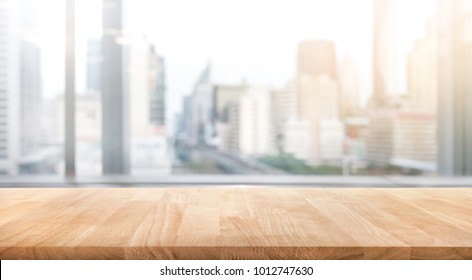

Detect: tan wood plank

[0,188,471,260]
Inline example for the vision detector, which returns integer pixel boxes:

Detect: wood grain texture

[0,188,471,260]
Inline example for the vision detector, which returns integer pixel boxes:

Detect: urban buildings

[189,64,215,147]
[150,53,166,127]
[227,101,240,155]
[297,40,343,165]
[0,0,20,175]
[372,0,399,108]
[437,0,472,175]
[367,111,437,173]
[297,40,337,81]
[214,84,248,123]
[344,117,369,171]
[282,120,311,161]
[18,0,45,174]
[408,19,438,113]
[338,56,361,117]
[176,96,193,147]
[0,0,51,175]
[213,84,248,153]
[238,86,274,157]
[128,38,171,175]
[179,40,345,168]
[1,0,466,177]
[271,81,297,152]
[298,74,343,165]
[366,0,439,174]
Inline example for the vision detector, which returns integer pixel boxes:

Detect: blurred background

[0,0,471,178]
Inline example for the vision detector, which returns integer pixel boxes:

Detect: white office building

[0,0,20,175]
[223,86,276,157]
[298,75,343,165]
[128,38,171,175]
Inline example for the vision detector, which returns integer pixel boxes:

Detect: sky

[36,0,437,127]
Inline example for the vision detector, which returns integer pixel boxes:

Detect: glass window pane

[78,0,471,178]
[0,0,64,176]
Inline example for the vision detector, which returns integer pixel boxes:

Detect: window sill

[1,175,472,188]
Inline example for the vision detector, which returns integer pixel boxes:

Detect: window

[1,0,471,181]
[0,0,65,176]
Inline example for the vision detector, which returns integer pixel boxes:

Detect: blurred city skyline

[35,0,435,127]
[2,0,469,177]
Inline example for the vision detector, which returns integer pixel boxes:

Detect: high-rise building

[102,0,130,174]
[297,40,343,165]
[86,39,101,92]
[271,81,297,153]
[0,0,45,175]
[213,84,247,152]
[373,17,441,175]
[213,84,247,123]
[339,56,361,117]
[128,39,170,175]
[20,39,41,158]
[149,50,166,127]
[437,0,472,175]
[0,0,20,175]
[178,95,192,141]
[367,0,438,173]
[407,19,438,113]
[297,40,337,82]
[236,86,274,156]
[129,39,157,135]
[227,101,240,155]
[283,120,310,161]
[298,75,343,164]
[367,111,437,173]
[190,64,215,146]
[373,0,399,107]
[19,0,41,158]
[18,0,45,174]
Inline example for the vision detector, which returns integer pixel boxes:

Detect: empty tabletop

[0,188,472,260]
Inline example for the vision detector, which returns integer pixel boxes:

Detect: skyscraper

[86,39,101,92]
[102,0,130,174]
[128,39,166,134]
[339,56,361,117]
[298,75,343,164]
[223,86,274,157]
[19,0,41,159]
[437,0,472,175]
[407,19,437,113]
[297,40,343,165]
[190,64,214,146]
[271,81,297,153]
[128,39,170,175]
[0,0,20,175]
[297,40,337,83]
[149,48,166,127]
[373,0,399,107]
[366,111,437,172]
[297,41,338,122]
[213,84,248,153]
[0,0,44,175]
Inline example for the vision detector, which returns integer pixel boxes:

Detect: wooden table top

[1,188,471,260]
